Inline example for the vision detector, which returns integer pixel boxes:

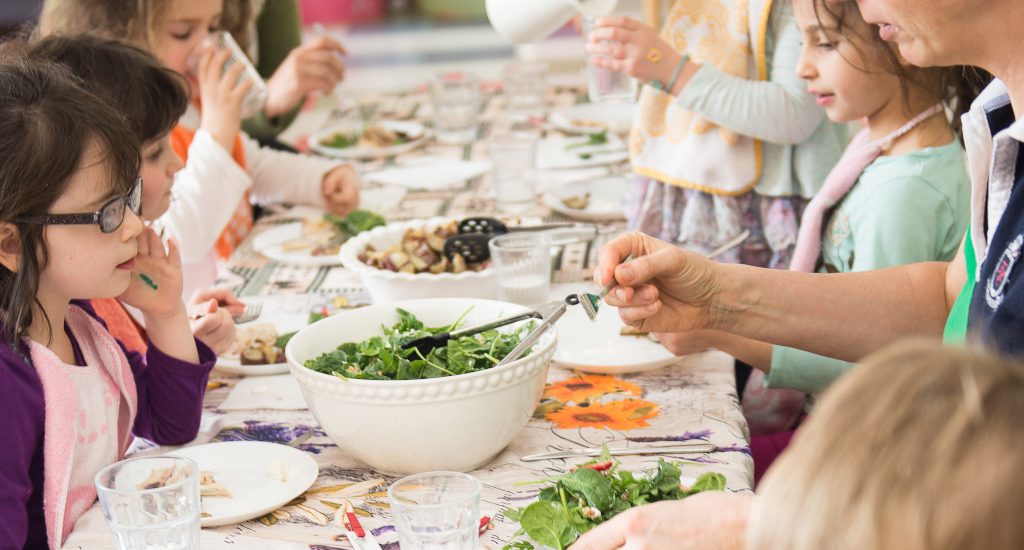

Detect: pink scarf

[25,305,138,549]
[789,104,946,272]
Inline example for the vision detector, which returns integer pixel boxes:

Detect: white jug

[485,0,619,44]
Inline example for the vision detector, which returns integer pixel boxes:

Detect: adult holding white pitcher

[585,0,847,434]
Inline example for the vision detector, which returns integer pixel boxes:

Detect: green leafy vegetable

[502,449,726,550]
[303,308,536,381]
[565,130,608,151]
[324,210,386,239]
[320,132,358,149]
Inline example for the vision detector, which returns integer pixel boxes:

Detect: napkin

[364,156,492,190]
[219,374,307,410]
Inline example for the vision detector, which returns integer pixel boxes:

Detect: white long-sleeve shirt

[157,107,346,298]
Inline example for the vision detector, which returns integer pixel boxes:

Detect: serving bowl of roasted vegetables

[339,217,497,302]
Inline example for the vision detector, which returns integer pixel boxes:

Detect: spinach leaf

[560,468,615,510]
[324,210,386,238]
[519,501,575,550]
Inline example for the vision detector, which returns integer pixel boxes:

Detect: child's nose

[795,55,816,80]
[120,208,144,241]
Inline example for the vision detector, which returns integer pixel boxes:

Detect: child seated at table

[43,0,362,299]
[0,58,215,550]
[17,34,242,355]
[653,0,984,480]
[748,340,1024,549]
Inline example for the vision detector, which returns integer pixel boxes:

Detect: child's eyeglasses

[15,176,143,234]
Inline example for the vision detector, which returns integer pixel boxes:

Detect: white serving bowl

[285,298,556,474]
[339,217,498,302]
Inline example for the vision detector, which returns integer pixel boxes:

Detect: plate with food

[535,132,628,170]
[164,441,319,527]
[552,298,678,374]
[309,120,427,159]
[550,102,637,135]
[252,209,386,267]
[542,176,627,221]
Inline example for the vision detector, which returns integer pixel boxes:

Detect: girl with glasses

[21,34,243,356]
[0,61,215,549]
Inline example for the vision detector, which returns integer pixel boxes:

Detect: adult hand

[119,228,186,321]
[188,299,236,355]
[263,36,347,118]
[653,330,718,356]
[321,164,360,216]
[571,492,753,550]
[189,287,246,317]
[197,46,253,153]
[585,16,684,87]
[593,232,721,333]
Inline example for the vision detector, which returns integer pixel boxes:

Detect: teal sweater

[766,140,971,393]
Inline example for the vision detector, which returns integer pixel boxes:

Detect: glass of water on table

[431,71,481,144]
[389,471,482,550]
[94,456,201,550]
[489,232,552,308]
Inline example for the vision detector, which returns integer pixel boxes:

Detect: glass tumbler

[94,456,201,550]
[389,471,482,550]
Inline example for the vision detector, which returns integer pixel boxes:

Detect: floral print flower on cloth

[543,374,642,404]
[545,399,660,430]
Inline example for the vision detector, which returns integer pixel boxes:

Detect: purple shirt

[0,300,215,549]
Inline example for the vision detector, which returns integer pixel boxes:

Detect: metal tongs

[400,309,543,355]
[495,295,579,367]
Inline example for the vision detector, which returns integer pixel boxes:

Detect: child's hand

[198,46,253,153]
[188,299,237,355]
[585,16,686,90]
[264,36,347,118]
[119,228,187,321]
[189,287,246,317]
[321,164,360,216]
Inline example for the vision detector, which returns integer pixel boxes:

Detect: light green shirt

[675,0,849,198]
[766,140,971,394]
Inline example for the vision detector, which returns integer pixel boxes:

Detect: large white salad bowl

[285,298,556,474]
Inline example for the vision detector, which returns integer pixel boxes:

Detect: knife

[521,443,715,462]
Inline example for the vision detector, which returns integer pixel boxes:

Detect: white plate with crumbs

[543,176,627,222]
[309,120,427,160]
[166,441,318,527]
[552,301,678,374]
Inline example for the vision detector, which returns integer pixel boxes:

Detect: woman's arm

[595,232,956,362]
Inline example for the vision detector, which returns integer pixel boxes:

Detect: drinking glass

[582,15,639,103]
[389,471,481,550]
[431,72,481,144]
[489,232,552,308]
[502,61,548,118]
[198,31,269,119]
[488,133,537,212]
[94,456,201,550]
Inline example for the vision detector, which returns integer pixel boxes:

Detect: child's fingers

[147,228,166,259]
[166,238,182,268]
[136,229,151,257]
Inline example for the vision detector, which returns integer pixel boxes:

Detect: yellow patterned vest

[629,0,773,196]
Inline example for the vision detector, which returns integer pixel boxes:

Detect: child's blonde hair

[748,339,1024,550]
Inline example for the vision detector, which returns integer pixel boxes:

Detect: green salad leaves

[303,308,535,381]
[324,210,386,238]
[503,449,726,550]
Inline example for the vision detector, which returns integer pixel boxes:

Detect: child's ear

[0,223,22,272]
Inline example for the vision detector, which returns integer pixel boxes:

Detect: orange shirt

[89,298,148,355]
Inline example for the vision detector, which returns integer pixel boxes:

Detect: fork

[232,302,262,324]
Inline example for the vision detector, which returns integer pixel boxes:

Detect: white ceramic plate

[550,102,637,135]
[552,301,678,374]
[364,156,492,191]
[535,134,628,170]
[542,176,627,222]
[251,222,343,267]
[166,441,318,527]
[216,296,324,376]
[309,120,427,159]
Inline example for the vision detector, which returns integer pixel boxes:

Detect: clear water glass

[431,72,481,144]
[389,471,482,550]
[502,61,548,118]
[95,456,201,550]
[201,31,269,119]
[582,15,639,103]
[488,133,538,212]
[489,232,552,308]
